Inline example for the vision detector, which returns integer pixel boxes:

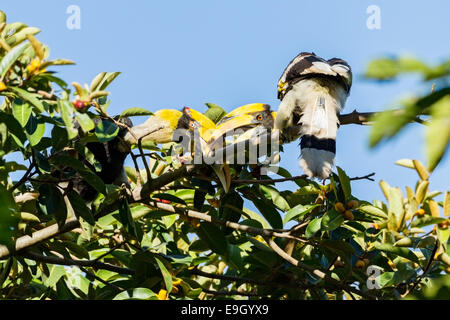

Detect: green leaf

[44,265,66,288]
[365,58,399,80]
[75,111,95,133]
[395,159,415,169]
[25,116,45,147]
[0,111,26,146]
[365,56,429,80]
[50,154,106,194]
[321,209,345,231]
[120,107,153,118]
[239,219,264,229]
[12,99,32,127]
[337,167,351,201]
[51,125,68,151]
[219,191,243,226]
[41,59,75,68]
[2,161,28,172]
[305,217,322,239]
[0,42,30,78]
[357,204,388,219]
[67,191,95,225]
[6,27,40,46]
[8,86,44,113]
[204,103,227,123]
[250,197,283,229]
[426,96,450,171]
[59,100,78,140]
[97,72,121,91]
[283,204,319,225]
[38,184,67,227]
[89,72,106,92]
[118,198,138,238]
[387,187,405,231]
[259,185,290,211]
[320,239,355,256]
[369,89,450,148]
[95,120,119,143]
[411,215,446,228]
[113,288,156,300]
[63,241,90,260]
[155,257,173,293]
[374,243,420,263]
[242,207,270,229]
[378,269,416,288]
[196,222,228,255]
[225,244,244,270]
[0,185,17,246]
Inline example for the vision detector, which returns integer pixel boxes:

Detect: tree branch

[137,164,197,199]
[140,200,309,244]
[20,251,135,275]
[338,109,426,126]
[190,268,317,291]
[0,216,80,259]
[232,175,308,185]
[339,110,375,125]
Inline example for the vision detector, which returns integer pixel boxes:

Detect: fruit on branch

[334,202,346,213]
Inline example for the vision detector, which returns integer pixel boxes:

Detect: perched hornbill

[206,103,277,156]
[203,103,278,190]
[67,116,133,201]
[275,52,352,179]
[124,107,215,148]
[71,108,214,201]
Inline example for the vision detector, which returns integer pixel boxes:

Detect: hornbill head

[124,107,215,146]
[123,109,183,145]
[207,103,277,152]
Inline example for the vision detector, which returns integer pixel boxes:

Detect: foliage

[365,55,450,171]
[0,11,449,300]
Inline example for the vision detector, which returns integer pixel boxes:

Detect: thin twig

[10,159,35,192]
[190,268,316,291]
[400,236,439,298]
[349,172,376,181]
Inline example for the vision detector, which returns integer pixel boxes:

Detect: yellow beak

[209,103,269,142]
[182,107,216,142]
[124,109,182,145]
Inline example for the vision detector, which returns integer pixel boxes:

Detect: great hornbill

[206,103,277,158]
[203,103,278,190]
[275,52,352,179]
[69,107,214,201]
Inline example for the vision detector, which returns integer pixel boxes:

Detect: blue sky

[2,0,449,202]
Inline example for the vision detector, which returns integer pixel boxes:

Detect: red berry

[156,198,171,204]
[73,100,88,111]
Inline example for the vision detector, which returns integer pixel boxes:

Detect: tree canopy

[0,11,449,300]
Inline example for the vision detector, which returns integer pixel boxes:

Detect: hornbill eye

[256,114,263,121]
